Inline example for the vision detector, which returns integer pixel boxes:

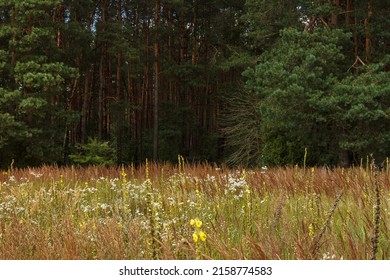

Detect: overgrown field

[0,160,389,260]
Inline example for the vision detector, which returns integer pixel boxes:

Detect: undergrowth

[0,162,389,260]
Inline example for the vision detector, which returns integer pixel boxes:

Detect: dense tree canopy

[241,28,351,166]
[0,0,389,168]
[224,0,390,167]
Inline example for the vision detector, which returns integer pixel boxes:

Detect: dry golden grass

[0,162,389,259]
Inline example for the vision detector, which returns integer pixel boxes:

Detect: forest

[0,0,389,168]
[1,1,390,262]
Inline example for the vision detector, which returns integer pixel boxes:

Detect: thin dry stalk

[294,237,310,260]
[311,190,344,258]
[247,235,269,260]
[344,224,358,259]
[245,224,271,260]
[371,163,380,260]
[271,191,285,231]
[206,236,233,259]
[172,238,193,260]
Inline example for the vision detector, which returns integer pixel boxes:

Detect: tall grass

[0,162,389,259]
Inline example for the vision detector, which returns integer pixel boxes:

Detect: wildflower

[191,218,206,244]
[308,223,315,240]
[242,169,246,180]
[29,171,42,178]
[191,218,207,259]
[79,222,86,232]
[190,218,203,228]
[99,203,111,210]
[121,166,127,183]
[192,232,199,243]
[145,158,149,179]
[167,197,176,206]
[199,231,207,242]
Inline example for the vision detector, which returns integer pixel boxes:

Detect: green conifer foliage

[331,57,390,163]
[0,0,78,167]
[242,28,351,166]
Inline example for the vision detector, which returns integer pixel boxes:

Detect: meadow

[0,158,389,260]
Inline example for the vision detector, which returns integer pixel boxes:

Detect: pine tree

[0,0,78,166]
[331,57,390,164]
[243,28,351,166]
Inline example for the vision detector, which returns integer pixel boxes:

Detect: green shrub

[69,138,116,166]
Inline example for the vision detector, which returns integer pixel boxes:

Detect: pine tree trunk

[98,0,109,140]
[365,0,372,62]
[81,67,91,143]
[55,4,65,48]
[117,0,124,163]
[98,51,106,140]
[331,0,339,26]
[153,0,159,161]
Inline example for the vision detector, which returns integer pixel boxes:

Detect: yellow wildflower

[308,223,315,240]
[79,222,86,232]
[199,231,207,242]
[242,169,246,180]
[190,218,203,228]
[192,232,199,243]
[191,218,206,243]
[121,165,127,183]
